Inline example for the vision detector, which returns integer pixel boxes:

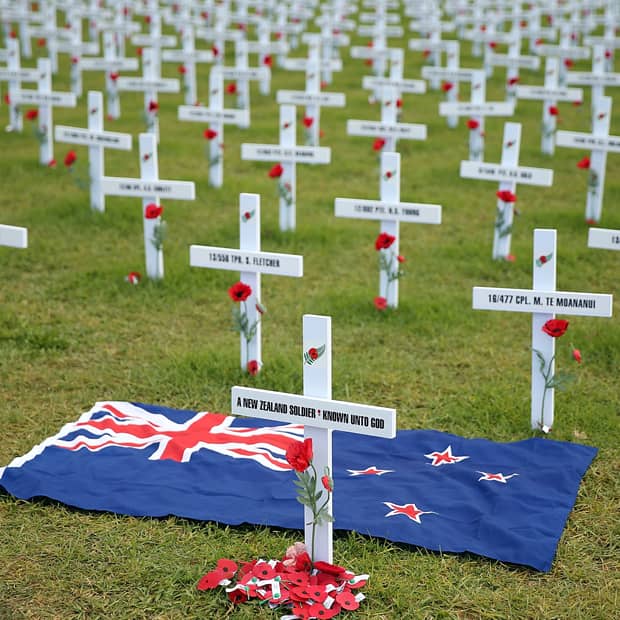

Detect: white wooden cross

[588,228,620,251]
[408,33,458,93]
[161,25,214,106]
[0,224,28,249]
[80,30,139,120]
[27,1,60,73]
[0,38,38,132]
[347,85,427,153]
[101,133,195,280]
[117,47,180,140]
[460,122,554,260]
[178,68,249,188]
[487,26,541,102]
[247,19,289,95]
[232,314,397,563]
[190,193,303,373]
[11,58,76,166]
[241,104,331,232]
[556,96,619,224]
[130,12,177,78]
[516,57,584,155]
[473,228,613,430]
[566,44,620,120]
[300,30,348,87]
[335,151,441,309]
[276,46,346,147]
[436,69,515,161]
[54,91,132,213]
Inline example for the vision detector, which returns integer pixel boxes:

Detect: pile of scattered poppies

[197,546,367,619]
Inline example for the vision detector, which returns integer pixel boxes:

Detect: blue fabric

[0,401,597,572]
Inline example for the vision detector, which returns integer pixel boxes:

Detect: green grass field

[1,11,619,619]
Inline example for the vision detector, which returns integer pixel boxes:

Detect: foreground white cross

[101,133,195,280]
[55,91,132,212]
[460,122,553,260]
[190,193,303,373]
[232,314,396,562]
[241,105,331,232]
[473,229,613,430]
[335,151,441,309]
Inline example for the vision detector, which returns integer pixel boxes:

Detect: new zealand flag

[0,401,597,572]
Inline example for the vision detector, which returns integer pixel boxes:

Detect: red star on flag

[424,445,469,467]
[347,466,394,476]
[477,472,519,483]
[383,502,436,524]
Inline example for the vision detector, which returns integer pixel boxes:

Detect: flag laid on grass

[0,401,597,572]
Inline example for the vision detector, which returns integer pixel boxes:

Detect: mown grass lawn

[1,9,619,619]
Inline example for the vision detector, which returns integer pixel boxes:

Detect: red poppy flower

[71,56,79,64]
[467,118,480,130]
[293,551,313,572]
[375,232,396,250]
[396,98,403,108]
[227,587,248,604]
[204,128,218,140]
[308,347,319,360]
[263,54,272,67]
[252,562,276,580]
[605,50,612,59]
[268,163,283,178]
[336,590,359,610]
[507,76,520,86]
[303,116,314,128]
[364,58,373,66]
[542,318,569,338]
[144,203,163,219]
[247,360,259,376]
[505,253,516,262]
[535,38,544,46]
[397,255,406,263]
[178,64,187,74]
[488,41,497,49]
[576,156,590,169]
[64,150,77,167]
[136,47,143,57]
[313,561,347,576]
[496,189,517,203]
[548,105,559,116]
[374,296,388,311]
[586,218,597,225]
[25,108,38,121]
[196,569,224,590]
[148,100,159,113]
[9,30,17,38]
[47,159,56,168]
[308,602,340,618]
[564,58,574,68]
[372,137,386,151]
[538,255,547,264]
[109,71,119,82]
[285,437,313,472]
[422,49,431,58]
[441,81,453,92]
[226,82,237,94]
[211,44,219,56]
[3,93,10,105]
[572,349,582,363]
[228,281,252,302]
[274,31,282,40]
[37,37,46,47]
[321,475,332,492]
[126,271,141,285]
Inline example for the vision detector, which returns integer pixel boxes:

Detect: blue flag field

[0,401,597,572]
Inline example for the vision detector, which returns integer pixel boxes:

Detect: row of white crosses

[460,122,554,261]
[556,95,619,224]
[233,313,397,563]
[335,151,442,308]
[190,193,303,373]
[473,228,613,431]
[241,104,331,232]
